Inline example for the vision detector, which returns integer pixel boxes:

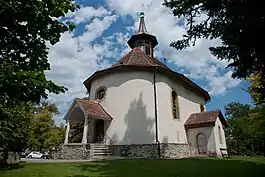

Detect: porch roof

[184,110,228,129]
[77,98,113,120]
[64,98,113,121]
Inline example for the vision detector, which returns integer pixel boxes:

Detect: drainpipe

[153,66,161,159]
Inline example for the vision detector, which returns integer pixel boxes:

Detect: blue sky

[46,0,253,123]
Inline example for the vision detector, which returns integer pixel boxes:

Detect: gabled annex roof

[184,110,228,128]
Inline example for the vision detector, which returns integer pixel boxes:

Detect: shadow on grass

[71,158,265,177]
[0,161,25,172]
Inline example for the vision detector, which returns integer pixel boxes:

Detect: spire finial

[139,12,145,18]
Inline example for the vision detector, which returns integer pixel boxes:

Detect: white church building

[57,12,228,160]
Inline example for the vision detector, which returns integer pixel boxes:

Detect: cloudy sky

[46,0,252,123]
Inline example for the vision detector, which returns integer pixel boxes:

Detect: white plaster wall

[89,71,206,145]
[186,127,216,156]
[155,74,206,144]
[90,71,156,145]
[214,117,227,156]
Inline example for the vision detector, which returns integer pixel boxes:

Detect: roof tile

[77,99,112,120]
[111,47,169,69]
[185,110,227,128]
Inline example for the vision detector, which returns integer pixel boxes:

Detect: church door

[197,133,207,155]
[94,119,105,142]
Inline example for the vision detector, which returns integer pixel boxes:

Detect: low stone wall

[51,144,90,160]
[0,151,20,164]
[160,143,191,158]
[111,143,191,159]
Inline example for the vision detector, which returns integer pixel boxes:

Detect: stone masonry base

[51,144,90,160]
[52,143,192,160]
[111,143,192,159]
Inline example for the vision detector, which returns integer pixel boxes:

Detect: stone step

[94,152,112,156]
[94,149,111,153]
[93,145,109,148]
[94,147,110,150]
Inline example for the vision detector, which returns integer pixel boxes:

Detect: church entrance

[197,133,207,155]
[94,119,105,142]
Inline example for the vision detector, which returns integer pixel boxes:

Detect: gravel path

[20,156,126,163]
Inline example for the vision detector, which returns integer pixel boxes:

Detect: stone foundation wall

[51,144,90,160]
[160,143,192,158]
[111,143,191,159]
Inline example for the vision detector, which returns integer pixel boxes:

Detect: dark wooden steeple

[127,12,158,57]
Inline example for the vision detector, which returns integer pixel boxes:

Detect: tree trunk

[263,140,265,157]
[0,150,9,168]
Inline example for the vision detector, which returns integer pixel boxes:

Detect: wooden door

[197,133,207,155]
[94,119,104,142]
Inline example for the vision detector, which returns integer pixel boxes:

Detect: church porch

[52,98,113,160]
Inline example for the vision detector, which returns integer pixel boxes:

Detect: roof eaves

[63,98,78,121]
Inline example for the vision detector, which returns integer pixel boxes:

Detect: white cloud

[106,0,240,94]
[79,15,117,43]
[65,6,112,24]
[46,6,118,123]
[46,0,241,123]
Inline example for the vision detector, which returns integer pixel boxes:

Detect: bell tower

[127,12,158,57]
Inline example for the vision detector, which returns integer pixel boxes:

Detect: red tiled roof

[184,110,227,128]
[83,48,211,102]
[77,98,112,120]
[111,47,169,69]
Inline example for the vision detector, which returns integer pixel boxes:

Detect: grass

[1,156,265,177]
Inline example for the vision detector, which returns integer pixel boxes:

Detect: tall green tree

[0,102,33,164]
[247,74,265,105]
[0,0,78,104]
[163,0,265,102]
[224,102,251,155]
[0,0,79,164]
[44,124,66,150]
[224,102,265,156]
[28,101,59,151]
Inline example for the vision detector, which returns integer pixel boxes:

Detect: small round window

[95,86,106,101]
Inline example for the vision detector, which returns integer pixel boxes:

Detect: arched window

[171,90,180,119]
[200,104,205,112]
[218,126,223,144]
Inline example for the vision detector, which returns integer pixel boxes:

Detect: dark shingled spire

[137,12,148,34]
[127,12,158,50]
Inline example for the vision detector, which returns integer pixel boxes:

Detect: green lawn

[1,156,265,177]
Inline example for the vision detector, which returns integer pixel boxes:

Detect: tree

[0,102,33,164]
[0,0,79,104]
[224,102,251,118]
[224,102,251,155]
[28,101,59,151]
[0,0,79,164]
[247,73,265,105]
[224,102,265,156]
[44,124,65,150]
[163,0,265,92]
